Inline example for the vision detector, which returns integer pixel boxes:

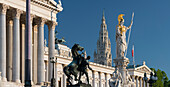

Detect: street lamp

[144,72,158,87]
[50,57,57,87]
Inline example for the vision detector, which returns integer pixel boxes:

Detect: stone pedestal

[67,83,92,87]
[110,57,135,87]
[113,57,129,85]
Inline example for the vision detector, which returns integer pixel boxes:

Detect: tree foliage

[150,68,170,87]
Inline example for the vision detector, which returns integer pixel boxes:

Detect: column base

[2,77,7,82]
[15,79,21,83]
[36,82,44,86]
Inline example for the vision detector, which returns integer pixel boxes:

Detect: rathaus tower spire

[94,11,112,66]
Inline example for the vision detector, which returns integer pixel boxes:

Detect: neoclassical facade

[0,0,62,86]
[0,0,153,87]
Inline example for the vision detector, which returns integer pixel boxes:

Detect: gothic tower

[94,11,112,66]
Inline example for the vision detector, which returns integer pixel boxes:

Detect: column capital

[12,8,22,19]
[47,21,58,30]
[92,70,96,73]
[136,76,139,79]
[6,19,13,25]
[38,17,46,27]
[138,77,141,80]
[30,14,35,21]
[0,4,9,14]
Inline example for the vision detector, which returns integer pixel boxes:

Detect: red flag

[132,45,134,57]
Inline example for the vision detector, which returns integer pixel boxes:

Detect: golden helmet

[118,14,124,24]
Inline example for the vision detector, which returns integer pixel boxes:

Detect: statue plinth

[114,57,129,68]
[67,83,92,87]
[114,57,129,85]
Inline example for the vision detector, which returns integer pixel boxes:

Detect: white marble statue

[109,68,123,87]
[57,0,63,12]
[116,14,133,58]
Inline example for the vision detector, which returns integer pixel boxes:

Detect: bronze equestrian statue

[63,44,92,86]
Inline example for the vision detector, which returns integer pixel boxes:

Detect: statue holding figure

[78,56,93,84]
[116,13,133,58]
[63,44,92,87]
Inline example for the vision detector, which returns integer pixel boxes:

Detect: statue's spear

[125,12,134,57]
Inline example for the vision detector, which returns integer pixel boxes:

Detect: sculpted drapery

[116,14,133,58]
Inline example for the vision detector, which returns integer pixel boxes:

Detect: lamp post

[144,72,158,87]
[50,57,57,87]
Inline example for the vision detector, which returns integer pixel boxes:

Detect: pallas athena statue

[116,14,133,58]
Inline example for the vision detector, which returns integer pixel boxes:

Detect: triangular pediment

[136,65,152,73]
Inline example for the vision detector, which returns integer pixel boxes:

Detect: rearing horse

[63,44,84,85]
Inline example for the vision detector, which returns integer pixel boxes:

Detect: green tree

[150,68,169,87]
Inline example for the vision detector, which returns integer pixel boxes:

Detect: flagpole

[25,0,32,86]
[132,44,135,68]
[125,12,134,57]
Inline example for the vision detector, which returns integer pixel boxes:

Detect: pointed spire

[102,9,105,23]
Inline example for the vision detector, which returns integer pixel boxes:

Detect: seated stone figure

[78,56,93,84]
[109,68,123,87]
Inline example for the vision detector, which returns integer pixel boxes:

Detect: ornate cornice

[32,0,63,12]
[0,4,9,14]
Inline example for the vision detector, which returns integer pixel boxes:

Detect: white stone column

[143,78,146,87]
[92,71,96,87]
[136,77,139,87]
[139,77,142,87]
[61,75,64,87]
[37,18,45,85]
[55,63,58,87]
[63,65,66,87]
[6,20,13,82]
[33,25,38,84]
[48,21,56,81]
[63,73,66,87]
[0,4,8,81]
[105,73,109,87]
[21,23,25,83]
[45,61,48,82]
[99,72,102,87]
[12,8,22,83]
[131,75,136,87]
[0,72,1,80]
[30,15,34,82]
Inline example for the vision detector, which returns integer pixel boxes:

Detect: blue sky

[45,0,170,78]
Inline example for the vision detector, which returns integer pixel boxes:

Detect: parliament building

[0,0,152,87]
